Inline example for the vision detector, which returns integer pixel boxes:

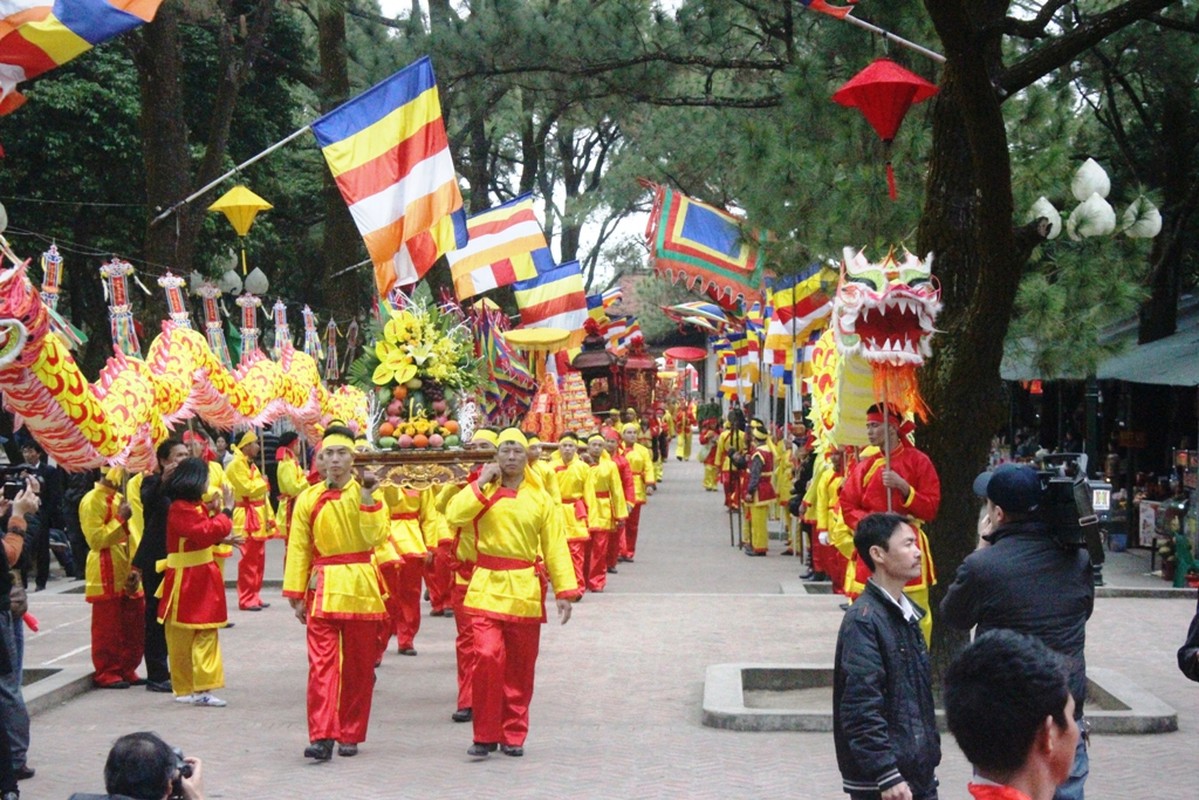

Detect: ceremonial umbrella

[832,58,938,200]
[502,328,571,379]
[662,301,739,332]
[663,346,708,362]
[209,185,273,274]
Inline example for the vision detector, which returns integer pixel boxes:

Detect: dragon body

[0,264,365,472]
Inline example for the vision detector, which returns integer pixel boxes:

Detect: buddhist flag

[445,194,554,300]
[311,56,464,298]
[0,0,163,114]
[513,261,587,331]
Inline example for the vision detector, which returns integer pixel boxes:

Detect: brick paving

[16,459,1199,799]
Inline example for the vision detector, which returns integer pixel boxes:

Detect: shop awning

[1096,312,1199,387]
[1002,295,1199,386]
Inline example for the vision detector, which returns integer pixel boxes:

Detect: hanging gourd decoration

[832,58,938,201]
[208,185,272,274]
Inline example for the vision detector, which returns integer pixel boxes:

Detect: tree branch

[1147,9,1199,33]
[999,0,1179,98]
[1002,0,1070,39]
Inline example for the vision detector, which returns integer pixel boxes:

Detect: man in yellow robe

[226,432,274,611]
[284,425,389,761]
[445,428,581,758]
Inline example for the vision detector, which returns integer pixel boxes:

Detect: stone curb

[22,665,94,717]
[702,663,1177,735]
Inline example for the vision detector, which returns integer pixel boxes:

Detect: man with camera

[1,476,39,790]
[940,464,1094,800]
[67,732,204,800]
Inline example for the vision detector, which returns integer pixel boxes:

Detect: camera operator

[17,441,65,591]
[940,463,1094,800]
[1,477,39,788]
[67,732,204,800]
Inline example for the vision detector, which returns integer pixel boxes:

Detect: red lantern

[832,58,938,200]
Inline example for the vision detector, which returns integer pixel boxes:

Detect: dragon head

[833,247,941,366]
[0,262,46,370]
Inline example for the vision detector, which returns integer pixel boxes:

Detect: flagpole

[150,125,314,226]
[841,14,946,64]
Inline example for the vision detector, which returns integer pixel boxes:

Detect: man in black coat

[132,440,189,694]
[940,464,1094,800]
[834,512,940,800]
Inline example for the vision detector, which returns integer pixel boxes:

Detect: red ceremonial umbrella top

[663,346,708,362]
[832,58,938,199]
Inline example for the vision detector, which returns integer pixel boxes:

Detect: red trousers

[622,504,643,559]
[91,594,145,686]
[811,538,839,576]
[825,550,850,595]
[586,528,611,592]
[471,615,541,746]
[721,470,743,510]
[378,558,424,657]
[237,537,266,609]
[606,521,625,570]
[567,539,588,591]
[452,582,475,711]
[427,541,453,613]
[306,615,378,744]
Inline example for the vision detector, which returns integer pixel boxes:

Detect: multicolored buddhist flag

[645,182,767,304]
[445,194,554,300]
[770,263,831,337]
[513,260,588,332]
[311,56,464,298]
[0,0,163,114]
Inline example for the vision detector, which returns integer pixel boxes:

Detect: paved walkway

[17,459,1199,799]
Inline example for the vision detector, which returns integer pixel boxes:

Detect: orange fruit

[412,434,429,448]
[378,421,396,437]
[443,420,460,434]
[392,385,408,401]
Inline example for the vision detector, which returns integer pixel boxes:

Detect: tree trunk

[135,5,196,273]
[317,4,365,321]
[917,1,1030,671]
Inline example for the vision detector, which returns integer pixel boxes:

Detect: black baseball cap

[973,463,1043,513]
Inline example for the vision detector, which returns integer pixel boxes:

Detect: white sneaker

[174,694,195,704]
[191,692,227,707]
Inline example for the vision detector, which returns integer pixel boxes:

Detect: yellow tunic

[283,479,388,620]
[226,450,274,539]
[444,472,579,621]
[275,453,308,539]
[80,483,139,601]
[622,442,654,504]
[583,451,629,532]
[550,453,590,541]
[378,486,438,565]
[126,472,145,556]
[204,460,234,562]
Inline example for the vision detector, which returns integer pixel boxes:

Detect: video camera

[1037,468,1105,565]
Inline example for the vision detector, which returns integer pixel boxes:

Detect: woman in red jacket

[160,458,240,707]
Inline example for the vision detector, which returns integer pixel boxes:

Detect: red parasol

[832,58,938,200]
[663,346,708,362]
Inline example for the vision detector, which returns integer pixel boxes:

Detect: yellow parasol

[502,328,571,380]
[208,185,273,274]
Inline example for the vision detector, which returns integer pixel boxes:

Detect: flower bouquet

[348,296,479,450]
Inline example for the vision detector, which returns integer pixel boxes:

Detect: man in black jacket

[940,463,1094,800]
[834,512,940,800]
[132,440,189,694]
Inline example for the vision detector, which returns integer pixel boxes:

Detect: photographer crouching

[940,464,1094,800]
[68,732,204,800]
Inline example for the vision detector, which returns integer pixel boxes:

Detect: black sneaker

[451,708,472,723]
[500,744,524,757]
[304,739,334,761]
[337,743,358,757]
[146,679,173,693]
[467,742,497,758]
[14,765,34,781]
